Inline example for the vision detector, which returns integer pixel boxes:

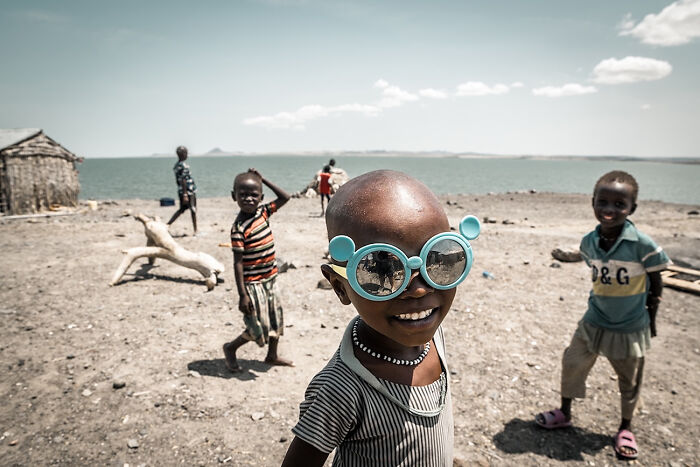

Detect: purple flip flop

[535,409,572,429]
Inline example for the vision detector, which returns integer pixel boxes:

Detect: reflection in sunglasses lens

[426,239,466,286]
[356,250,404,296]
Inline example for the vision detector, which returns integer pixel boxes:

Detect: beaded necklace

[352,319,431,366]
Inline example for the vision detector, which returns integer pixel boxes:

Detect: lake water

[79,156,700,205]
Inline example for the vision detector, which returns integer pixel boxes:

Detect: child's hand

[239,295,254,315]
[646,295,661,337]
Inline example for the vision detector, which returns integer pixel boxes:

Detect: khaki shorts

[561,329,645,420]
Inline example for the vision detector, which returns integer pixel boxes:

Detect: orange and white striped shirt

[230,202,278,282]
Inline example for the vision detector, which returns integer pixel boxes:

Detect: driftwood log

[109,214,224,290]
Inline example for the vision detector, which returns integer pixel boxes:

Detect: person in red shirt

[318,164,332,216]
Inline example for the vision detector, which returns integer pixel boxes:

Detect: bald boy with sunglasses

[282,170,480,467]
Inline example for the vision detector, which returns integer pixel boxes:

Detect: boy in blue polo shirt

[535,171,670,461]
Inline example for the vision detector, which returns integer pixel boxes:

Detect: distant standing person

[535,170,670,461]
[167,146,197,235]
[318,165,332,215]
[223,168,294,372]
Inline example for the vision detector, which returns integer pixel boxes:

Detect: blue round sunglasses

[329,216,480,301]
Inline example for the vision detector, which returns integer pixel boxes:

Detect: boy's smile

[592,181,636,236]
[344,250,455,351]
[324,170,457,352]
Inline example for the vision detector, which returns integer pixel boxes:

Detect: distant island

[143,149,699,164]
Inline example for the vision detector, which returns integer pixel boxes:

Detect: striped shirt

[292,317,453,466]
[173,160,196,195]
[580,220,670,332]
[230,202,278,282]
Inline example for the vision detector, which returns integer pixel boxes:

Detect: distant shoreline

[87,151,700,165]
[80,192,700,208]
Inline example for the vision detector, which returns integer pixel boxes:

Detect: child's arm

[281,437,329,467]
[180,178,189,202]
[248,168,290,209]
[233,251,254,314]
[646,271,663,337]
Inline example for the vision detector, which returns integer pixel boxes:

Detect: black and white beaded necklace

[352,319,430,366]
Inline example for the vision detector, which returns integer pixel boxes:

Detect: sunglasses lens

[425,239,467,286]
[355,250,405,296]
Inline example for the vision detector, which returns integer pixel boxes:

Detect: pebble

[279,436,288,443]
[251,412,265,421]
[9,439,18,446]
[81,389,92,397]
[66,354,75,360]
[487,390,500,400]
[112,381,126,390]
[550,263,561,268]
[316,279,332,290]
[127,438,139,449]
[188,370,201,378]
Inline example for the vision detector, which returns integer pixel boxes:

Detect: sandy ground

[1,193,699,467]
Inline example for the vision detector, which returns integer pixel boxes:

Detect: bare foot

[265,357,295,367]
[223,343,243,373]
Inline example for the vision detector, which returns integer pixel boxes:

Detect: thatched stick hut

[0,129,81,215]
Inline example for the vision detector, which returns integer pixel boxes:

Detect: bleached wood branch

[109,214,224,290]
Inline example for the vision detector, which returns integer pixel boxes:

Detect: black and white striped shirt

[292,317,453,466]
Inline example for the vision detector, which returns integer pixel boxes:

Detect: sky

[1,0,699,158]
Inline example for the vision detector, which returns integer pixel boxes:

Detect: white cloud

[243,77,520,130]
[243,103,379,129]
[378,85,419,108]
[618,13,637,32]
[15,9,69,23]
[619,0,700,46]
[418,88,448,99]
[531,83,598,98]
[510,81,524,88]
[243,79,419,129]
[332,103,381,115]
[591,56,672,84]
[455,82,510,96]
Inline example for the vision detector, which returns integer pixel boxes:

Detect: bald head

[326,170,448,247]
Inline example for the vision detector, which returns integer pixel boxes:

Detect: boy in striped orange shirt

[223,168,294,372]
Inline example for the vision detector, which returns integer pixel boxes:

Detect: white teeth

[396,308,434,321]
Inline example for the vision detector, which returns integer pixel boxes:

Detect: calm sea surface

[79,156,700,205]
